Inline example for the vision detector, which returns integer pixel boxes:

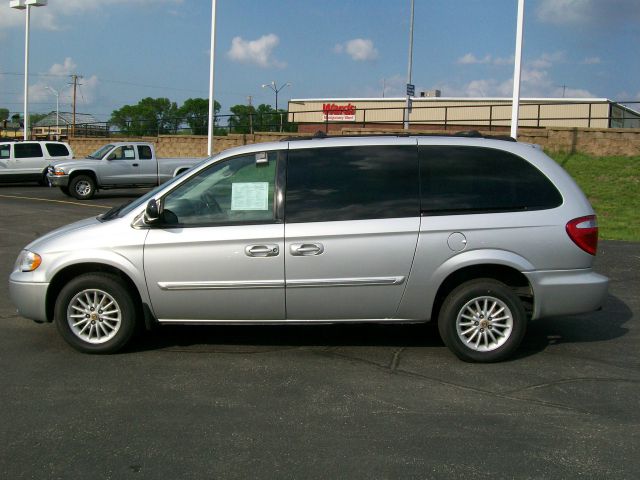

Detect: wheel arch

[68,169,98,185]
[46,262,146,324]
[429,260,533,323]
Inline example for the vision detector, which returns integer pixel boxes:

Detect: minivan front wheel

[54,273,137,353]
[438,279,526,362]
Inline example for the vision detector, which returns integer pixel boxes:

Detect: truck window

[137,145,153,160]
[45,143,70,157]
[0,144,10,159]
[109,145,136,160]
[14,143,43,158]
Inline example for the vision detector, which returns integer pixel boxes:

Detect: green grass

[549,152,639,242]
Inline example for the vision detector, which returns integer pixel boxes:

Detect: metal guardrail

[19,100,640,139]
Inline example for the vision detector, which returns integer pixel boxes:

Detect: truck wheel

[438,279,527,363]
[54,273,137,354]
[59,186,71,197]
[70,175,96,200]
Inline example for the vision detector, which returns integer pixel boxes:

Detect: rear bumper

[9,276,49,323]
[525,269,609,319]
[47,174,69,187]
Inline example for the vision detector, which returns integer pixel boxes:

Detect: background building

[288,97,640,133]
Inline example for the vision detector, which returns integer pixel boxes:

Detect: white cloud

[0,0,184,32]
[335,39,379,62]
[49,57,77,77]
[227,34,286,69]
[457,53,491,65]
[26,59,99,111]
[582,57,602,65]
[457,53,513,66]
[536,0,640,27]
[528,51,566,69]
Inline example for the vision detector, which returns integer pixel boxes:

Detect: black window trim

[152,150,285,229]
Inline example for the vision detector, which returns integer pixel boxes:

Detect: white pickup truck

[48,142,202,199]
[0,141,74,184]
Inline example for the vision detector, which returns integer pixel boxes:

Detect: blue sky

[1,0,638,121]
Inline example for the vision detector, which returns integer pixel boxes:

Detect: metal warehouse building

[288,97,640,133]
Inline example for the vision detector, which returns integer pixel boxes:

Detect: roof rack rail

[281,130,516,142]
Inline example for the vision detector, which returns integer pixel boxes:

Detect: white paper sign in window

[231,182,269,210]
[124,148,135,159]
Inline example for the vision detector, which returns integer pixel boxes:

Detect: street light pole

[404,0,415,130]
[207,0,217,156]
[511,0,525,140]
[261,81,291,131]
[10,0,48,141]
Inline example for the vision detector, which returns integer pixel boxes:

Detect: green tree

[30,113,47,125]
[179,98,221,135]
[227,103,295,133]
[110,97,180,136]
[0,108,9,122]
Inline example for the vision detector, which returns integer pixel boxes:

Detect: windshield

[87,144,114,159]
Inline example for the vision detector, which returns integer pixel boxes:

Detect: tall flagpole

[510,0,525,140]
[207,0,217,156]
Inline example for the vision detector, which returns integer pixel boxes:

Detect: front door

[102,145,153,185]
[144,150,285,322]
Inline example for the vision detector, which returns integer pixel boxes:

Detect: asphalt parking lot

[1,184,639,479]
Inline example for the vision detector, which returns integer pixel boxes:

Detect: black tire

[54,273,138,354]
[438,279,527,363]
[69,174,96,200]
[59,186,71,197]
[38,171,49,186]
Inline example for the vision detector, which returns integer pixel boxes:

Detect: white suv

[0,141,73,184]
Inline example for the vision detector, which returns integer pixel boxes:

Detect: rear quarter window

[419,146,562,214]
[45,143,70,157]
[14,143,43,159]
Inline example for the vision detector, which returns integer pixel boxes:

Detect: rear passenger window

[137,145,153,160]
[14,143,43,158]
[45,143,70,157]
[286,146,419,223]
[419,146,562,214]
[0,144,10,159]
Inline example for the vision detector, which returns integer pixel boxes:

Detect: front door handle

[289,243,324,256]
[245,244,279,257]
[132,163,139,167]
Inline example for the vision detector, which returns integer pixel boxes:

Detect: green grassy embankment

[550,152,639,242]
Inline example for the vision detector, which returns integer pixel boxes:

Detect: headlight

[16,250,42,272]
[54,167,66,176]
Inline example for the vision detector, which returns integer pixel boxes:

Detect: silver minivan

[9,135,608,361]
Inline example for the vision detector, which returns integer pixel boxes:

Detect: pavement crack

[318,349,590,414]
[389,347,405,372]
[505,377,640,395]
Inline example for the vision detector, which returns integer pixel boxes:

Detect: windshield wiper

[99,201,130,221]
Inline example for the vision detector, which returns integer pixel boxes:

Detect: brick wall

[69,127,640,159]
[69,133,291,159]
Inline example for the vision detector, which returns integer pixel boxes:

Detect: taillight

[566,215,599,255]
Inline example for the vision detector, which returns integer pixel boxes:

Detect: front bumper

[9,275,49,323]
[47,174,70,187]
[525,269,609,319]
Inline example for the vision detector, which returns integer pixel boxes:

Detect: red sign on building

[322,103,356,121]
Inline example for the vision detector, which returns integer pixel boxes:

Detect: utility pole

[69,74,83,137]
[247,95,253,134]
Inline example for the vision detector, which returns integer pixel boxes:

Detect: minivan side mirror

[144,199,162,225]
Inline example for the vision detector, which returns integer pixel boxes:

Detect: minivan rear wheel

[54,273,137,354]
[438,279,526,362]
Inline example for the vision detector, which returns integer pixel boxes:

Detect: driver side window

[162,152,278,226]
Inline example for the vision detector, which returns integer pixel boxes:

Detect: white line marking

[0,194,111,209]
